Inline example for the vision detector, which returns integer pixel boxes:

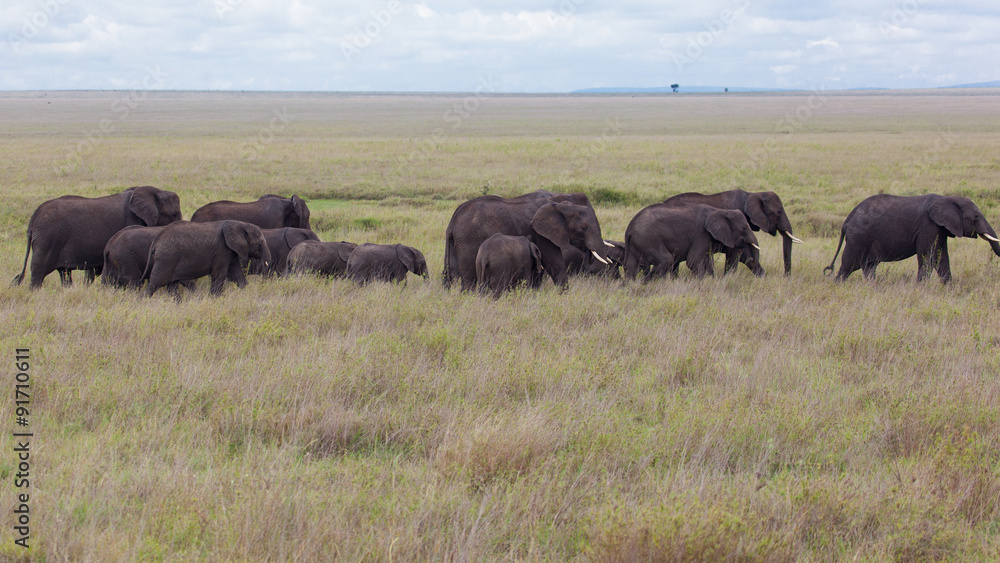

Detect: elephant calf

[476,234,545,298]
[285,240,358,277]
[103,225,175,289]
[143,220,272,298]
[625,204,761,279]
[346,243,428,284]
[249,227,320,276]
[825,194,1000,282]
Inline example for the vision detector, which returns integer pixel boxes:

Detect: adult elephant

[191,194,310,230]
[528,201,612,289]
[664,189,801,275]
[824,194,1000,282]
[12,186,183,288]
[442,190,613,291]
[142,220,271,298]
[346,243,428,284]
[624,204,761,279]
[249,227,320,275]
[475,234,544,298]
[285,241,358,277]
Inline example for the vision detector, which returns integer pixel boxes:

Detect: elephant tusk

[604,240,616,248]
[982,233,1000,243]
[591,250,610,265]
[784,231,804,244]
[751,243,760,250]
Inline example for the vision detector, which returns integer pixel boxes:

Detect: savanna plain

[2,90,1000,561]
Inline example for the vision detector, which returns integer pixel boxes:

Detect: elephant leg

[166,282,182,303]
[934,238,951,283]
[58,268,73,287]
[84,267,97,285]
[916,253,931,282]
[228,259,248,289]
[723,248,740,274]
[458,250,478,292]
[835,243,862,281]
[861,261,878,280]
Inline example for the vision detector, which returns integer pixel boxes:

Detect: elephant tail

[10,230,32,287]
[140,245,156,283]
[823,227,846,276]
[442,227,456,288]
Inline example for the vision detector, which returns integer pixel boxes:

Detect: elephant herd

[10,186,1000,298]
[10,188,427,297]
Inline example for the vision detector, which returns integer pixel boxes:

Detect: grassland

[1,90,1000,560]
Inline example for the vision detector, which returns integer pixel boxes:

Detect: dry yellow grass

[1,91,999,560]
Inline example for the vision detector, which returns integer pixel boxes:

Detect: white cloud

[0,1,998,91]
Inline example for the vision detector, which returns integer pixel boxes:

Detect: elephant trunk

[977,219,1000,257]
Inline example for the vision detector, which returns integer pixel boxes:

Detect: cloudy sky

[2,0,998,92]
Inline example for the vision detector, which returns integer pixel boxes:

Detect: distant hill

[943,80,1000,88]
[572,81,1000,93]
[569,86,790,94]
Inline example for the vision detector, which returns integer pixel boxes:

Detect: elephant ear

[291,195,310,228]
[744,192,768,231]
[337,243,356,264]
[929,198,963,237]
[283,228,309,248]
[395,245,418,273]
[129,187,160,226]
[222,221,250,262]
[529,242,544,273]
[706,211,737,248]
[531,204,572,249]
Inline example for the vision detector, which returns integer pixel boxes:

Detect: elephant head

[706,209,762,274]
[128,186,183,226]
[223,221,272,266]
[289,195,310,229]
[929,197,1000,252]
[396,244,428,278]
[744,191,796,240]
[530,201,612,287]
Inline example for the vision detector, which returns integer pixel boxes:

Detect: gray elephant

[476,234,544,298]
[528,201,613,289]
[564,240,626,278]
[824,194,1000,282]
[102,224,191,291]
[12,186,182,288]
[442,190,610,291]
[191,194,310,230]
[142,220,272,297]
[346,243,428,284]
[664,189,801,275]
[285,241,358,277]
[624,204,761,279]
[248,227,320,275]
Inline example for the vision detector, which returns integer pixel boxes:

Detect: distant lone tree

[670,84,679,92]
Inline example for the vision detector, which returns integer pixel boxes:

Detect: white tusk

[591,250,609,265]
[784,231,804,244]
[751,243,760,250]
[604,240,616,248]
[982,233,1000,243]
